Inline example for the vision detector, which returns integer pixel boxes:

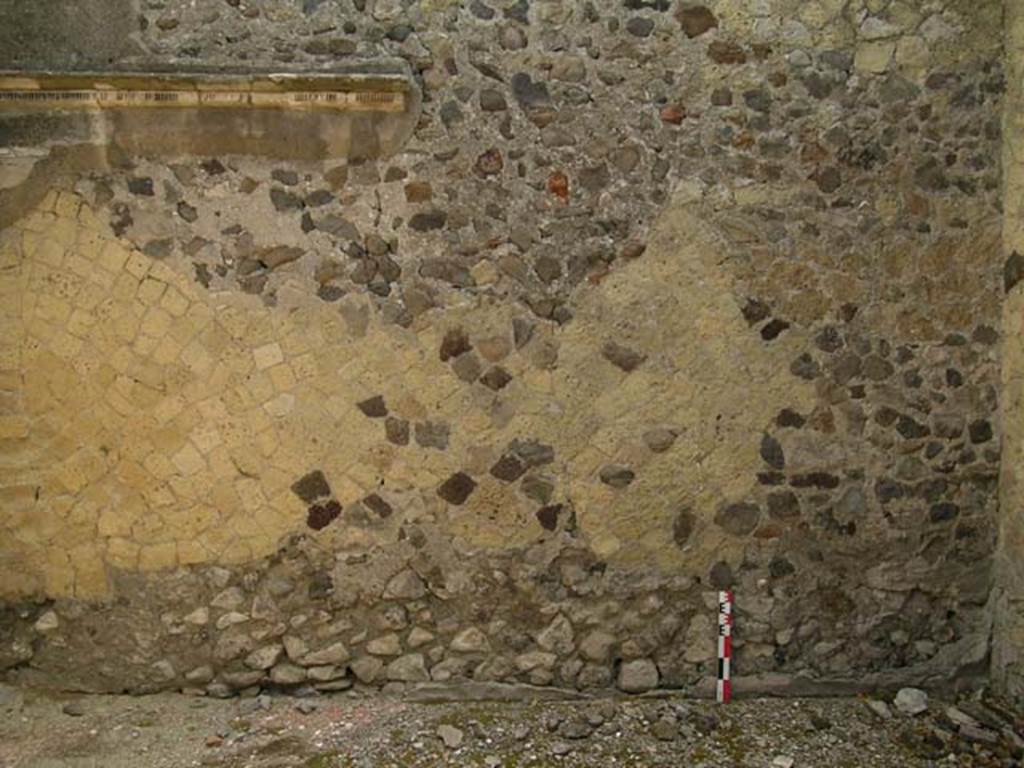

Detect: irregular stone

[491,454,526,482]
[384,569,426,600]
[643,427,678,453]
[451,627,491,653]
[385,417,410,445]
[760,434,785,469]
[386,653,429,682]
[676,4,717,37]
[245,644,283,670]
[357,395,388,418]
[894,687,928,715]
[438,724,464,749]
[350,656,384,684]
[714,502,760,536]
[303,642,350,666]
[579,631,616,663]
[599,465,635,488]
[270,663,307,685]
[602,341,647,372]
[442,461,484,498]
[536,614,574,655]
[673,508,696,546]
[367,633,402,656]
[415,421,450,450]
[618,659,659,693]
[291,470,331,503]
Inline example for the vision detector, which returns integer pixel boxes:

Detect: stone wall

[995,0,1024,704]
[0,0,1009,696]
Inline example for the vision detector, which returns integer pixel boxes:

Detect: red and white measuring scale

[717,590,733,703]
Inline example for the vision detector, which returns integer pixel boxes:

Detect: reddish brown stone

[708,40,747,65]
[307,500,342,530]
[547,170,570,202]
[536,504,562,531]
[440,328,471,362]
[660,104,686,125]
[357,395,388,418]
[475,148,504,177]
[490,454,526,482]
[675,4,717,37]
[404,181,433,202]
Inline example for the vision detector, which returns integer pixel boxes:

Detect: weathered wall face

[995,0,1024,704]
[0,0,1008,695]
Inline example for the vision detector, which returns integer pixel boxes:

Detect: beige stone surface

[0,184,814,600]
[996,0,1024,702]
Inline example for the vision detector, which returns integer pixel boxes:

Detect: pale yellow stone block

[97,504,136,538]
[189,422,223,456]
[235,477,267,508]
[141,482,176,508]
[132,333,160,357]
[268,363,296,392]
[264,393,296,417]
[47,329,81,362]
[97,241,130,273]
[44,548,74,597]
[180,341,213,376]
[105,538,140,569]
[65,254,95,280]
[66,308,96,338]
[138,541,178,571]
[142,451,177,480]
[0,417,29,439]
[36,294,72,324]
[139,307,172,338]
[137,277,167,306]
[177,540,208,566]
[244,371,275,403]
[172,443,206,476]
[253,342,284,371]
[34,237,65,268]
[124,251,150,280]
[160,287,190,317]
[53,191,81,220]
[291,352,318,380]
[151,335,184,365]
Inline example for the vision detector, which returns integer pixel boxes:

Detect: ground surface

[0,685,1021,768]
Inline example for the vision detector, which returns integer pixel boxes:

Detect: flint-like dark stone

[364,493,393,519]
[385,417,410,446]
[767,491,800,519]
[602,341,646,372]
[676,4,717,37]
[491,454,526,482]
[673,508,696,546]
[357,395,388,418]
[440,328,472,362]
[437,472,477,505]
[307,499,342,530]
[599,465,635,488]
[292,470,332,503]
[1005,252,1024,293]
[481,367,513,390]
[714,501,760,536]
[969,420,993,444]
[760,434,785,470]
[536,504,562,531]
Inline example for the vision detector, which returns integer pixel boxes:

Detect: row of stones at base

[182,653,663,699]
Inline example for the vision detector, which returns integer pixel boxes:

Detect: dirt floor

[1,683,1022,768]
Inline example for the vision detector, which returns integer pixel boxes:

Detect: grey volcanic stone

[618,659,659,693]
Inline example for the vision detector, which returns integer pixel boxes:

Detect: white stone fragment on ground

[437,724,464,749]
[864,699,893,720]
[894,687,929,715]
[772,757,795,768]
